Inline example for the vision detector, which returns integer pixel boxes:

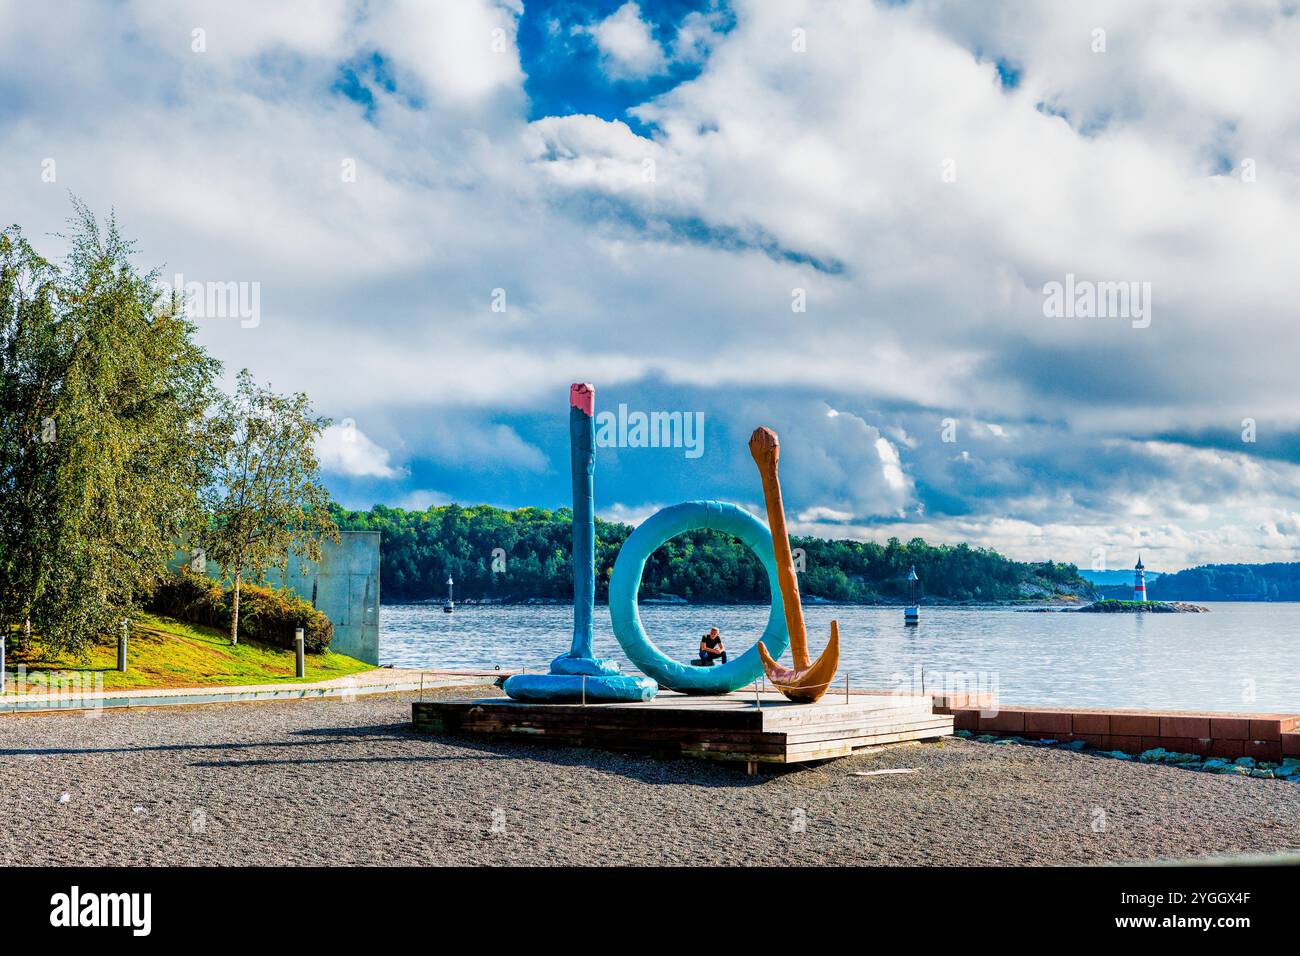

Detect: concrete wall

[177,531,382,665]
[265,532,382,665]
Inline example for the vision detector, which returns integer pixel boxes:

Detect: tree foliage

[1,204,337,656]
[0,207,218,654]
[204,370,338,643]
[1149,563,1300,601]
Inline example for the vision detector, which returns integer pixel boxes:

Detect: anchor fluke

[757,621,840,704]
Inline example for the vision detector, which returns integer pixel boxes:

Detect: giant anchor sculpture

[608,422,837,698]
[504,382,836,703]
[749,426,841,703]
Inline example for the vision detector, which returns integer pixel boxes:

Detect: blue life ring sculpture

[609,500,788,694]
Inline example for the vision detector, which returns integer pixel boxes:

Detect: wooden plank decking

[412,690,953,768]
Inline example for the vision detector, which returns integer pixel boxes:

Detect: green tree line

[334,503,1093,604]
[1149,563,1300,601]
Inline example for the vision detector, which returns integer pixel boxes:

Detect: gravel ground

[2,686,1297,866]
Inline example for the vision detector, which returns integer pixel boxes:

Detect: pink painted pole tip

[570,382,595,416]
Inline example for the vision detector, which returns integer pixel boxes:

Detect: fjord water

[381,602,1299,713]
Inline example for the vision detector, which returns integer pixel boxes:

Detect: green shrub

[228,581,333,653]
[148,571,333,652]
[147,571,225,629]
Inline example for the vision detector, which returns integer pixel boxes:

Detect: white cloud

[396,489,453,511]
[601,502,665,527]
[732,401,915,519]
[316,424,401,479]
[672,7,730,64]
[5,1,1300,568]
[796,506,855,523]
[575,2,667,81]
[359,0,525,108]
[875,437,907,493]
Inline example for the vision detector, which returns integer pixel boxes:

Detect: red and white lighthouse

[1133,555,1147,602]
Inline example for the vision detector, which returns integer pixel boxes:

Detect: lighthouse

[1133,555,1147,602]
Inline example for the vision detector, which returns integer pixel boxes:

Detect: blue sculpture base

[549,654,622,676]
[502,673,658,703]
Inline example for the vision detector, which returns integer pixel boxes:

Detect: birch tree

[206,371,337,644]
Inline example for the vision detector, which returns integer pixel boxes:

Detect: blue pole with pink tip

[502,383,657,702]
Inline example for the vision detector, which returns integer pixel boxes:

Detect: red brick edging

[933,702,1300,762]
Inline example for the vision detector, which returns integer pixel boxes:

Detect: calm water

[380,602,1300,713]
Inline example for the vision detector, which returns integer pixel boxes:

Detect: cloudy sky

[4,0,1299,572]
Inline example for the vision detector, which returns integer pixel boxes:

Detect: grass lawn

[5,612,375,693]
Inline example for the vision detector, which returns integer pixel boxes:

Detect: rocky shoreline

[1075,600,1209,613]
[957,730,1298,780]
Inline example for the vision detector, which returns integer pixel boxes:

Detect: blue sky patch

[518,0,734,134]
[332,51,413,120]
[995,58,1022,90]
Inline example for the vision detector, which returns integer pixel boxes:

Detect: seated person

[698,627,727,665]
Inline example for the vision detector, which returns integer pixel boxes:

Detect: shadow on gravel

[412,731,780,788]
[279,721,776,787]
[0,723,421,758]
[191,753,510,768]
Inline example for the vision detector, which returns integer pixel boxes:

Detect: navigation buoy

[904,565,920,625]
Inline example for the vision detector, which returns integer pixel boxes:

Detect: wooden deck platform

[411,690,953,769]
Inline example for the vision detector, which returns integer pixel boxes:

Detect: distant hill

[333,503,1096,604]
[1147,563,1300,602]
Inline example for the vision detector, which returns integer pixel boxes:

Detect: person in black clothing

[698,627,727,665]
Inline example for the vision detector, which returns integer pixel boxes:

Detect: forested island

[1093,562,1300,602]
[333,503,1094,605]
[1147,563,1300,601]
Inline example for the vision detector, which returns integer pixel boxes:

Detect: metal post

[295,627,305,678]
[117,619,128,672]
[581,675,587,706]
[0,634,5,695]
[844,673,849,704]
